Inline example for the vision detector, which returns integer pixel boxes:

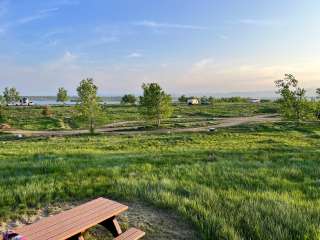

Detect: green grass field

[0,120,319,239]
[1,102,278,130]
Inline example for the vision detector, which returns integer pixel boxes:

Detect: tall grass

[0,122,319,239]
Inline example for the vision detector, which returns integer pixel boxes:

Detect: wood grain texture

[114,228,145,240]
[14,198,128,240]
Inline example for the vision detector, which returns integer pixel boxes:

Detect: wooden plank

[14,198,128,240]
[46,204,127,240]
[114,228,145,240]
[23,201,119,239]
[29,203,124,240]
[16,198,107,235]
[29,204,125,240]
[16,198,105,232]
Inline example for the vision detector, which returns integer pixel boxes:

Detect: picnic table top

[14,197,128,240]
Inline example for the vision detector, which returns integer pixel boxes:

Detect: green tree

[208,96,215,106]
[200,96,209,105]
[0,95,5,123]
[139,83,173,127]
[0,95,4,105]
[121,94,137,105]
[57,87,69,104]
[178,95,188,104]
[76,78,102,134]
[316,88,320,119]
[275,74,311,121]
[3,87,20,104]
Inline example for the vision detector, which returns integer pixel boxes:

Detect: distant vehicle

[249,98,261,103]
[208,127,217,132]
[7,97,34,106]
[19,97,34,106]
[187,98,199,105]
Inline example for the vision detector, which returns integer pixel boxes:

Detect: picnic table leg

[68,233,85,240]
[100,216,122,237]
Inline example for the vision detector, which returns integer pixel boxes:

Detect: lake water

[32,100,121,106]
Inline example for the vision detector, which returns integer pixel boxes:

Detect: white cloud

[17,8,59,24]
[39,8,60,14]
[185,58,320,93]
[127,52,142,58]
[1,6,64,35]
[133,20,207,30]
[39,28,72,46]
[47,39,59,46]
[1,40,319,96]
[0,52,83,95]
[61,51,77,62]
[89,36,118,46]
[18,15,45,24]
[192,58,214,71]
[234,19,283,27]
[76,36,118,49]
[45,51,78,70]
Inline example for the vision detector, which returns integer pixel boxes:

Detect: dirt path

[1,114,280,137]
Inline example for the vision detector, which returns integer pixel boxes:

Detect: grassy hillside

[1,102,278,130]
[0,122,319,239]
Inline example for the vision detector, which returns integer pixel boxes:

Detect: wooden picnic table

[12,197,145,240]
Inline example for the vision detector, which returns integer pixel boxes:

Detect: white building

[187,98,200,105]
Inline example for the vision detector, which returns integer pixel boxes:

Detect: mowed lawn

[0,122,320,239]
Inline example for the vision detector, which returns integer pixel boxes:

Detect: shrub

[42,105,53,117]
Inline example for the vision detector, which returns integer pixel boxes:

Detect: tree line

[0,79,173,133]
[1,74,319,132]
[55,80,173,133]
[178,95,250,105]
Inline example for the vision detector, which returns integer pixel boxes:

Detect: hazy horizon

[17,88,319,100]
[1,0,319,95]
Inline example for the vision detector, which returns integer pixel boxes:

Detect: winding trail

[1,114,280,137]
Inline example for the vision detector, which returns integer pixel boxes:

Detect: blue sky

[0,0,319,96]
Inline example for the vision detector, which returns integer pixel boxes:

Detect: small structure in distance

[7,97,34,106]
[248,98,261,103]
[187,97,200,105]
[20,97,33,106]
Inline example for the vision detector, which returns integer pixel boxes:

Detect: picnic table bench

[12,197,145,240]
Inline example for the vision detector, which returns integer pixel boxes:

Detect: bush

[42,105,53,117]
[121,94,136,105]
[212,97,248,103]
[310,100,320,120]
[0,105,6,123]
[315,99,320,119]
[178,95,188,103]
[260,99,272,103]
